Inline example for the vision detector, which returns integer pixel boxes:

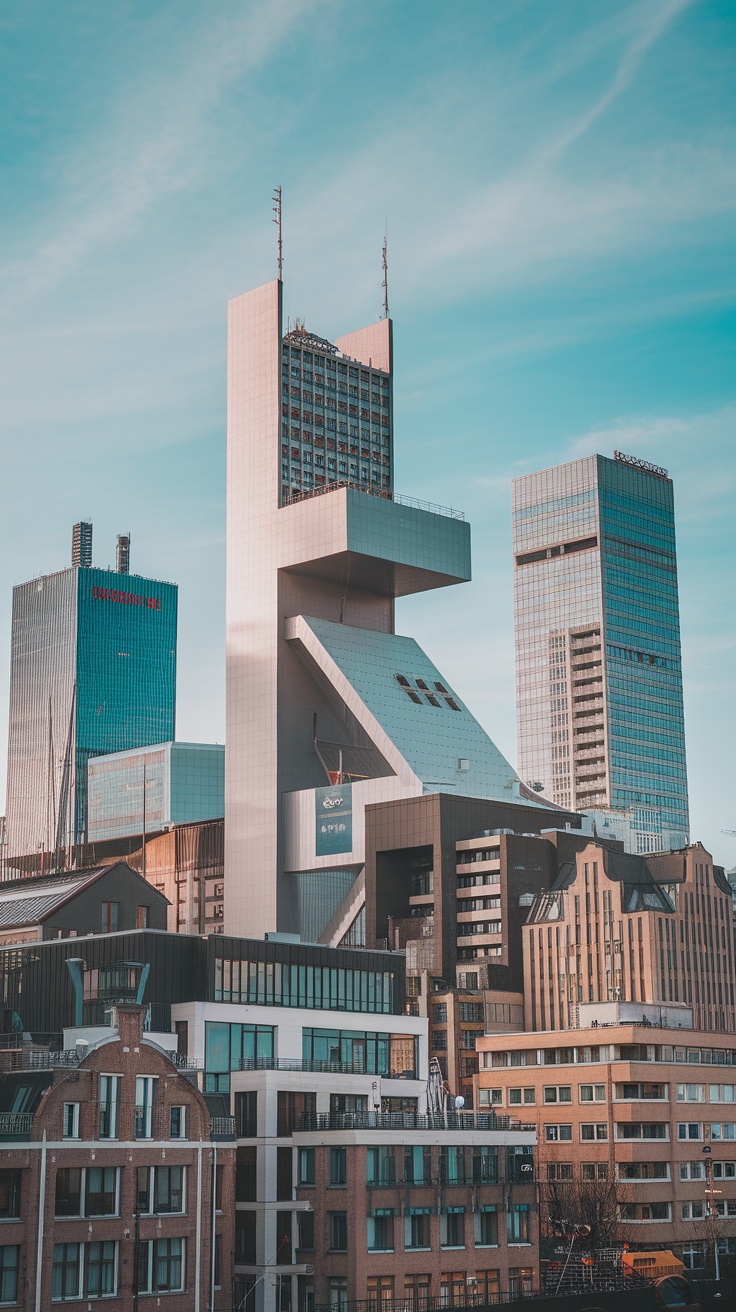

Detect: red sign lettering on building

[92,586,161,610]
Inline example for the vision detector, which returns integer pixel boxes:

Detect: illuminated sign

[315,783,352,856]
[92,586,161,611]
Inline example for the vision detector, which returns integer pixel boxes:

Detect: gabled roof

[0,863,165,931]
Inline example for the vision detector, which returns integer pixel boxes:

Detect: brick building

[475,1018,736,1272]
[522,841,735,1033]
[293,1111,538,1309]
[0,1004,234,1308]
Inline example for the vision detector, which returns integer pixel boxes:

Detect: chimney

[116,534,130,575]
[72,521,93,568]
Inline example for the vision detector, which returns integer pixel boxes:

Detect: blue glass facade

[513,453,688,847]
[598,458,688,838]
[87,741,223,842]
[5,564,176,866]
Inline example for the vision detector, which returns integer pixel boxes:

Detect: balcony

[0,1113,34,1141]
[295,1110,533,1134]
[210,1116,237,1141]
[232,1057,418,1080]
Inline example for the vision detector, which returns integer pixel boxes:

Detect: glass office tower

[5,546,177,871]
[512,452,688,847]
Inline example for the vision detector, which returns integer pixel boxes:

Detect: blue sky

[0,0,734,864]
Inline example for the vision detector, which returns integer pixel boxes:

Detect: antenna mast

[381,228,389,319]
[273,185,283,281]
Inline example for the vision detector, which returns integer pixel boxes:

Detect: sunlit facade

[512,453,688,847]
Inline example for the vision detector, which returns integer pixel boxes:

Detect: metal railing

[234,1057,418,1079]
[282,481,465,521]
[0,1113,34,1138]
[296,1111,533,1134]
[210,1116,237,1140]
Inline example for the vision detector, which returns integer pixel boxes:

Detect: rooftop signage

[92,585,161,610]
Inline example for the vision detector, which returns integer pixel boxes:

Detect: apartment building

[0,1004,234,1309]
[476,1018,736,1272]
[523,841,735,1033]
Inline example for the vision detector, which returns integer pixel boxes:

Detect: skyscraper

[512,451,689,849]
[4,527,177,872]
[226,277,538,942]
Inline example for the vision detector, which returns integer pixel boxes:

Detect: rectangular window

[100,902,120,933]
[134,1076,157,1138]
[297,1211,315,1252]
[329,1147,347,1186]
[277,1148,293,1202]
[441,1208,465,1248]
[137,1166,185,1215]
[476,1206,498,1246]
[136,905,149,929]
[52,1243,81,1301]
[0,1247,18,1304]
[404,1146,431,1186]
[677,1084,705,1102]
[507,1204,530,1243]
[678,1123,703,1140]
[235,1090,258,1137]
[137,1238,185,1294]
[582,1163,609,1181]
[579,1084,606,1102]
[85,1241,117,1298]
[580,1123,608,1141]
[329,1212,347,1252]
[98,1075,120,1139]
[545,1124,572,1141]
[0,1174,20,1221]
[55,1168,82,1218]
[366,1146,395,1186]
[405,1210,431,1250]
[299,1147,315,1186]
[62,1103,80,1139]
[85,1167,118,1217]
[544,1085,571,1103]
[367,1210,395,1252]
[170,1105,187,1139]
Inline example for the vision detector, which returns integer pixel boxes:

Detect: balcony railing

[210,1116,237,1140]
[282,480,465,521]
[234,1057,418,1080]
[0,1113,34,1140]
[296,1111,532,1134]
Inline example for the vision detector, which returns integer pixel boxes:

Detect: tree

[540,1172,624,1250]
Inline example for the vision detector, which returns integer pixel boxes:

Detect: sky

[0,0,734,865]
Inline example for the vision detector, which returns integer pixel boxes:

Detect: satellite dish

[454,1095,465,1110]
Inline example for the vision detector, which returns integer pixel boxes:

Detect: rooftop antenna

[273,185,283,281]
[381,226,389,320]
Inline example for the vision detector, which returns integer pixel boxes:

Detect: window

[98,1075,120,1139]
[137,1166,184,1215]
[277,1090,315,1136]
[509,1088,535,1105]
[710,1084,736,1103]
[235,1090,258,1137]
[479,1088,503,1106]
[712,1161,736,1179]
[405,1209,431,1249]
[618,1162,668,1180]
[85,1242,117,1299]
[472,1146,498,1184]
[546,1163,573,1181]
[297,1211,315,1252]
[476,1206,498,1246]
[136,905,149,929]
[676,1165,708,1186]
[367,1276,394,1308]
[433,1004,447,1023]
[441,1208,465,1248]
[86,1167,118,1217]
[404,1146,431,1186]
[677,1084,705,1102]
[581,1163,608,1181]
[299,1148,315,1186]
[137,1238,184,1294]
[616,1122,669,1139]
[433,1031,447,1051]
[507,1204,530,1243]
[543,1085,571,1103]
[580,1123,608,1141]
[0,1174,20,1221]
[620,1202,671,1222]
[710,1123,736,1140]
[55,1169,82,1217]
[134,1076,157,1138]
[579,1084,606,1102]
[682,1243,706,1271]
[52,1243,81,1301]
[545,1124,572,1141]
[366,1146,395,1186]
[329,1278,348,1311]
[367,1210,395,1252]
[330,1147,347,1186]
[100,902,120,933]
[440,1272,465,1307]
[62,1103,80,1139]
[329,1212,347,1252]
[682,1202,706,1220]
[678,1123,703,1140]
[170,1105,187,1139]
[0,1248,18,1304]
